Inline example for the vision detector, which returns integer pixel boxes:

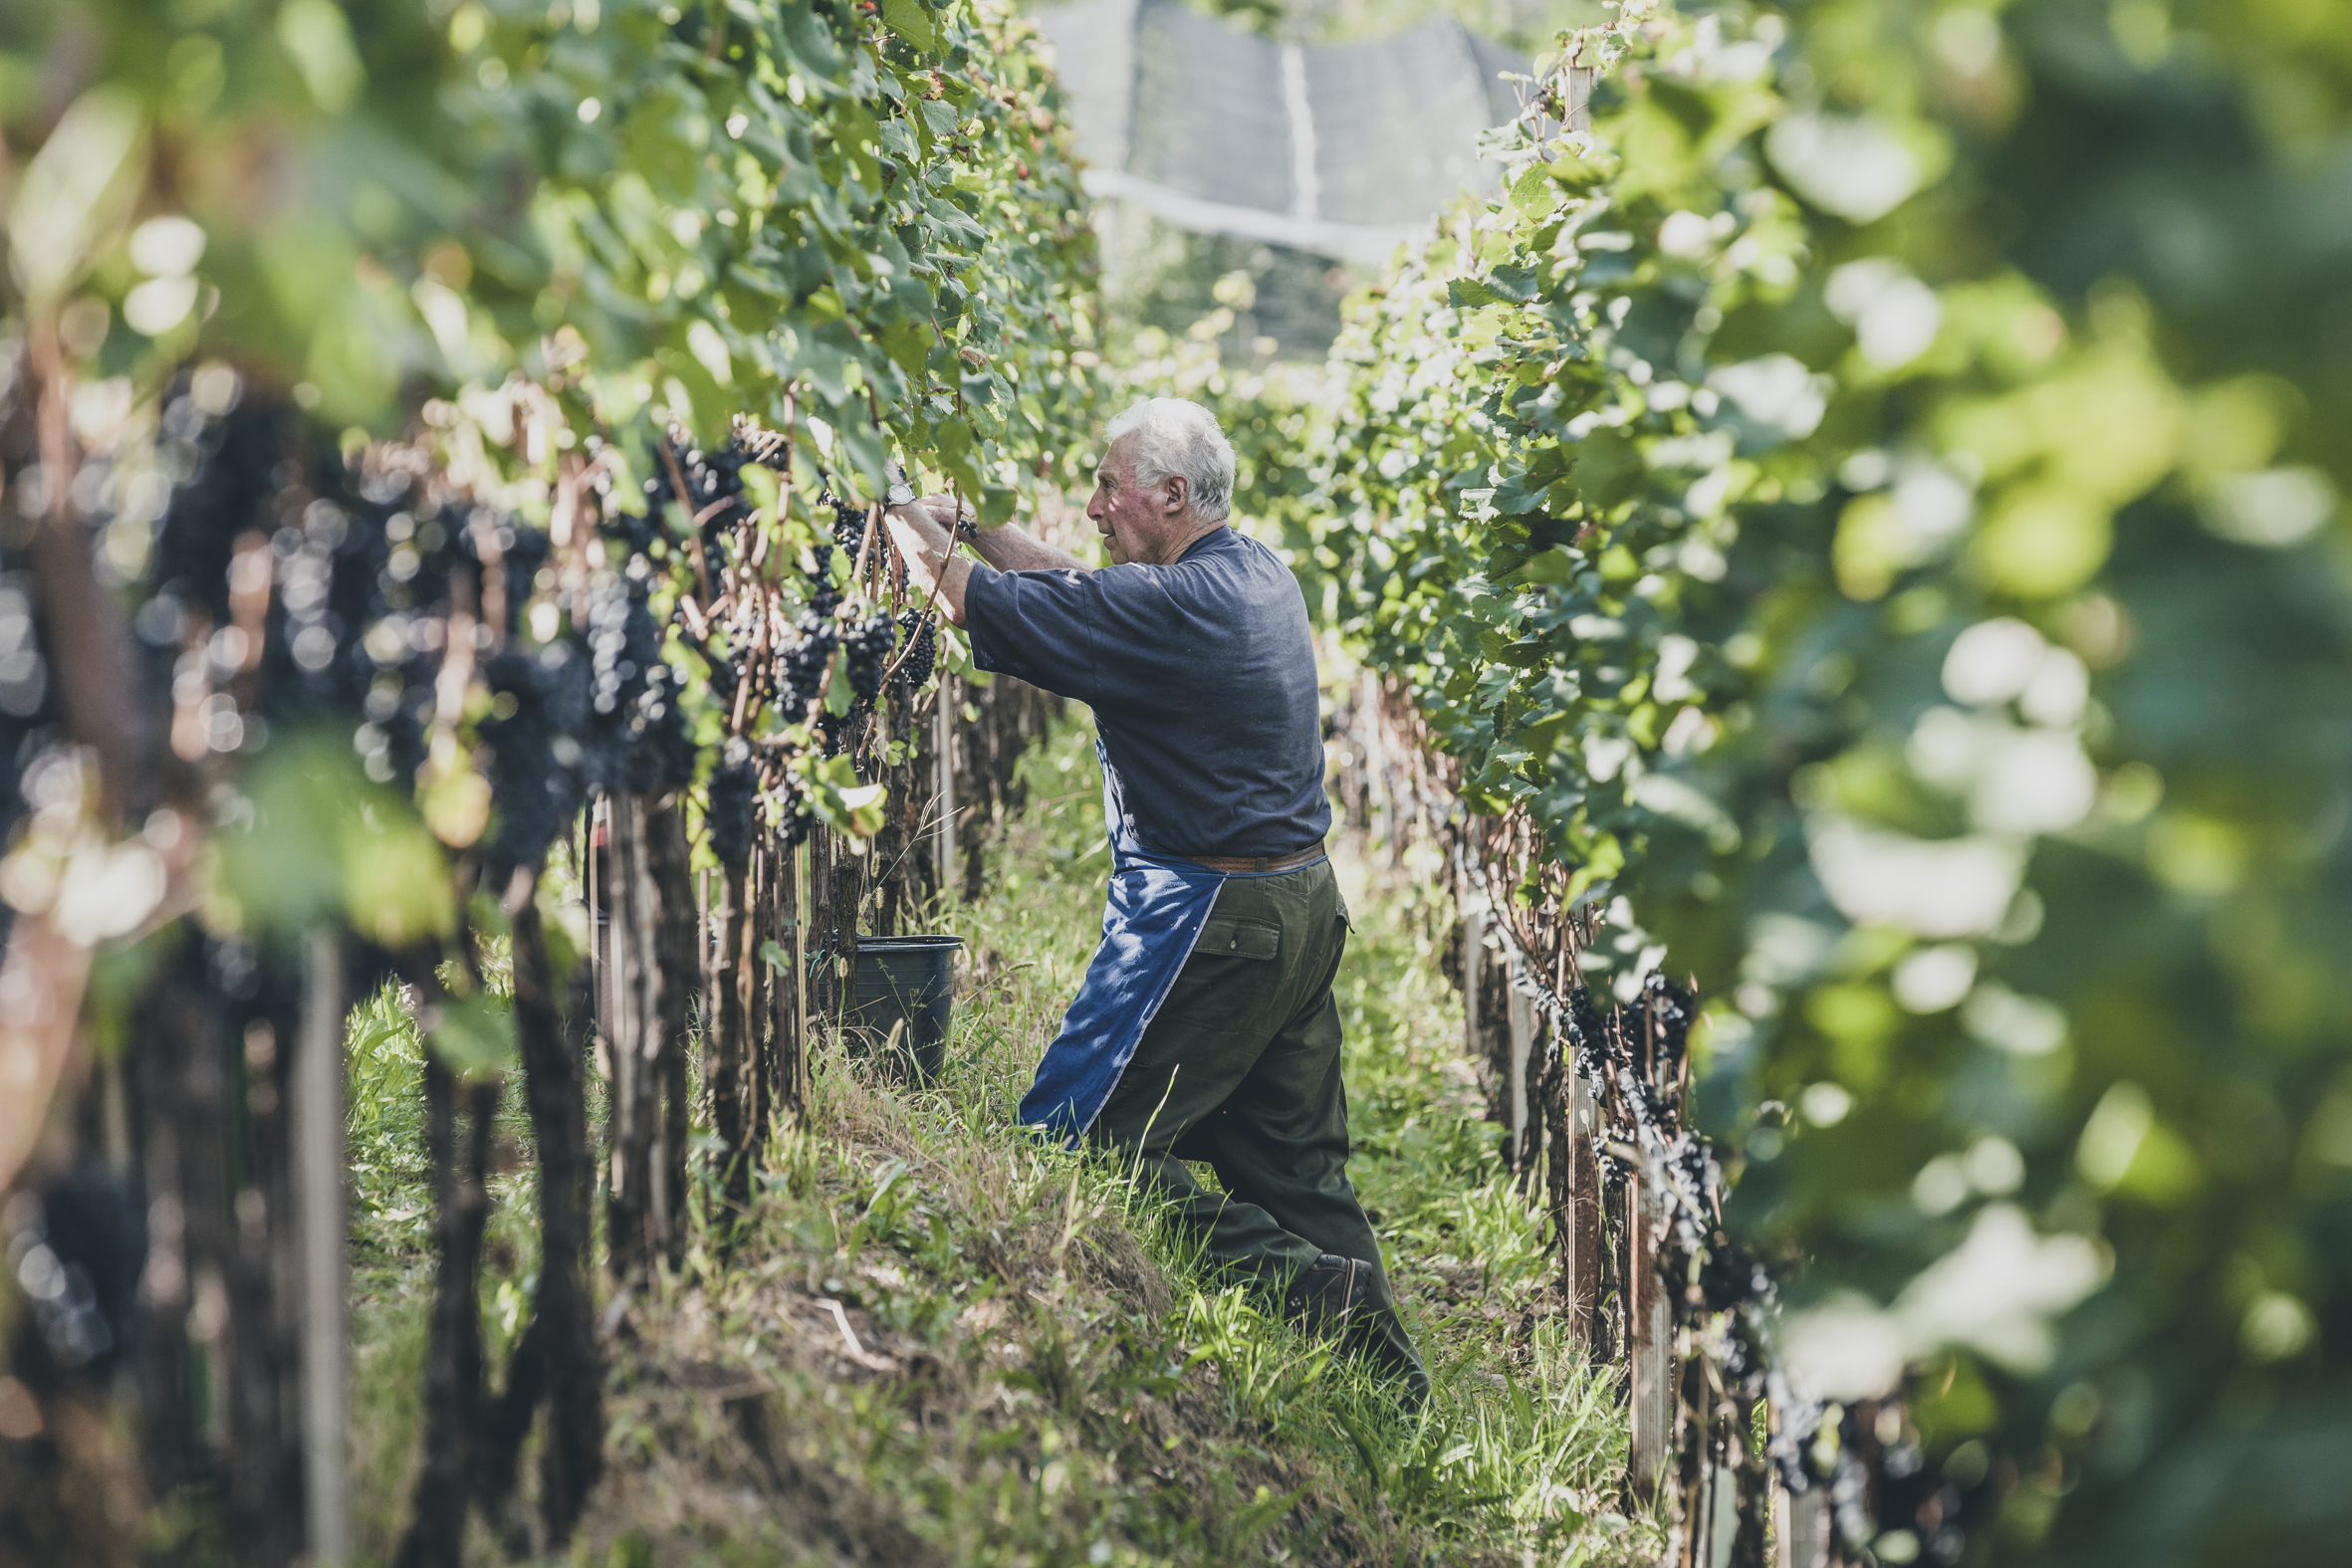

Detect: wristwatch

[886,461,979,540]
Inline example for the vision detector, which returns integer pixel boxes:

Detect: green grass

[341,714,1648,1566]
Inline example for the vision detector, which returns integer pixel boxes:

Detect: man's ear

[1161,473,1190,516]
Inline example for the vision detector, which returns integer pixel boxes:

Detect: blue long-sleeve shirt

[963,527,1330,860]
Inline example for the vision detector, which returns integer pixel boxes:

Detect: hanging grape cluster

[893,610,936,691]
[704,746,758,867]
[841,613,898,703]
[628,430,955,861]
[640,433,752,577]
[775,614,836,726]
[103,374,716,884]
[820,489,870,560]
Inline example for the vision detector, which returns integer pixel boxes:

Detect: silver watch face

[887,482,915,505]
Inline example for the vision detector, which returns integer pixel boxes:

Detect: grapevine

[1233,0,2352,1560]
[0,0,1098,1559]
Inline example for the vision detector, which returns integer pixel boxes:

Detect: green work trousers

[1086,857,1427,1401]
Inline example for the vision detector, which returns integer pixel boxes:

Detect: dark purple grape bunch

[641,432,750,528]
[480,641,591,873]
[627,663,697,797]
[892,610,936,691]
[585,568,659,722]
[841,612,897,702]
[142,380,294,630]
[705,746,758,866]
[771,768,813,849]
[642,431,752,566]
[778,613,837,719]
[820,488,869,557]
[465,510,553,641]
[803,558,843,620]
[817,709,851,758]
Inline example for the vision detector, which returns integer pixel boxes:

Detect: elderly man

[882,396,1425,1403]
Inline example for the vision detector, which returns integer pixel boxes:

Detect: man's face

[1085,435,1172,566]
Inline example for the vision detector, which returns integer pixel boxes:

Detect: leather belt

[1180,845,1327,875]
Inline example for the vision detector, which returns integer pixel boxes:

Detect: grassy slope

[344,710,1649,1567]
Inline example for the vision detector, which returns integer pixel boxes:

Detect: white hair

[1104,397,1236,521]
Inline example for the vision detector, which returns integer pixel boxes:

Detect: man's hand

[883,497,973,627]
[914,493,974,536]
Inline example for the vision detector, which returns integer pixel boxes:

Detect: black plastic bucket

[849,935,963,1080]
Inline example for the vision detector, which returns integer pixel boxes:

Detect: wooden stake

[586,797,604,1040]
[1462,893,1484,1080]
[933,678,956,904]
[484,890,604,1546]
[749,840,774,1148]
[697,864,710,1017]
[772,838,809,1126]
[1565,36,1596,135]
[295,928,350,1566]
[649,801,695,1262]
[1774,1472,1829,1568]
[1564,1067,1602,1345]
[711,856,758,1220]
[604,794,667,1277]
[1629,1160,1674,1500]
[396,1062,498,1568]
[1505,944,1536,1175]
[832,847,864,1033]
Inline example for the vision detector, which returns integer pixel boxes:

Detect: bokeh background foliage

[5,0,1099,510]
[1221,0,2352,1560]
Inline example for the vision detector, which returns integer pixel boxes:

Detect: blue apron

[1017,744,1321,1145]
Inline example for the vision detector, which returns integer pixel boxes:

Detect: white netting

[1039,0,1530,263]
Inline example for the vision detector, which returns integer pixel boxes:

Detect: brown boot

[1284,1253,1365,1341]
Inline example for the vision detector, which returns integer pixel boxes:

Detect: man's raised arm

[883,493,1102,630]
[967,517,1091,573]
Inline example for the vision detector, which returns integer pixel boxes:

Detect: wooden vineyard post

[830,835,864,1033]
[792,840,809,1092]
[771,837,809,1126]
[294,928,350,1566]
[1455,847,1519,1166]
[697,866,711,1021]
[483,889,605,1547]
[873,681,916,935]
[397,1062,499,1568]
[1731,1401,1772,1568]
[1565,37,1596,134]
[1549,941,1603,1348]
[1772,1400,1831,1568]
[1460,888,1483,1065]
[649,799,695,1247]
[604,794,661,1276]
[1775,1484,1830,1568]
[933,677,956,905]
[806,826,832,1018]
[1629,1159,1674,1500]
[1563,1067,1602,1345]
[1505,944,1537,1174]
[748,841,774,1164]
[709,852,757,1219]
[579,808,596,1043]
